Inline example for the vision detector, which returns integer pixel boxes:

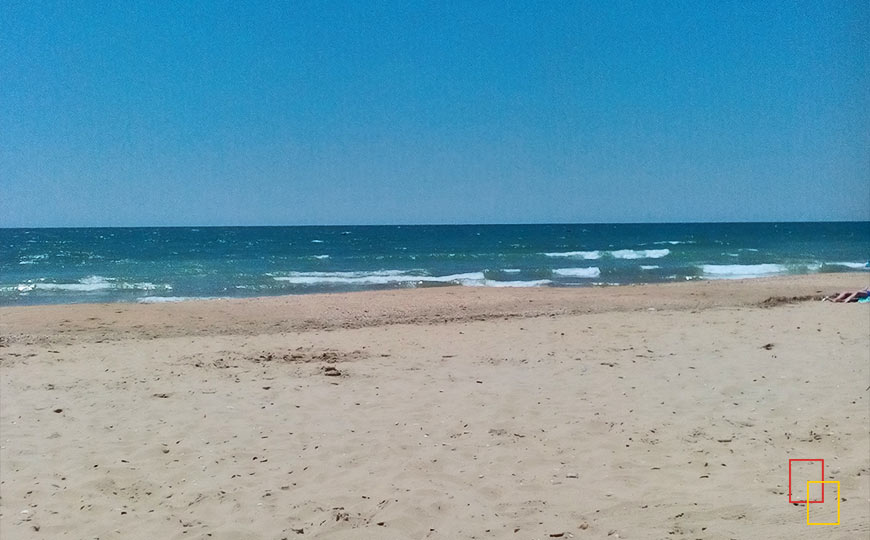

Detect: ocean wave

[543,250,601,259]
[699,262,855,279]
[272,269,408,278]
[273,270,482,286]
[271,270,551,288]
[312,255,330,259]
[501,268,521,273]
[481,279,551,287]
[552,267,601,278]
[311,240,324,243]
[700,264,788,279]
[610,249,670,259]
[640,265,660,270]
[0,284,38,293]
[652,240,693,245]
[827,261,869,270]
[19,254,48,265]
[31,275,116,292]
[543,249,670,260]
[12,276,172,293]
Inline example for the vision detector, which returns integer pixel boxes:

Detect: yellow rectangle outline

[806,481,840,525]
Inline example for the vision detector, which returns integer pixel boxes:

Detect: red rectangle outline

[788,459,824,504]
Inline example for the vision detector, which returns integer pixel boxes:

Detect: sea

[1,222,868,306]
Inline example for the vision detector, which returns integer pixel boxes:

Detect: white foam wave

[640,265,660,270]
[272,270,551,288]
[31,282,111,291]
[273,271,483,286]
[15,276,171,293]
[0,284,37,293]
[543,250,601,259]
[700,264,788,279]
[544,249,669,260]
[610,249,670,259]
[312,255,330,259]
[19,254,48,265]
[652,240,693,245]
[553,267,601,278]
[30,275,116,292]
[311,239,324,243]
[501,268,521,273]
[480,279,551,287]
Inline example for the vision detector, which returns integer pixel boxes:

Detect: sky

[1,1,868,227]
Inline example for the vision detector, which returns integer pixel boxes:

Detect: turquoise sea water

[1,223,868,306]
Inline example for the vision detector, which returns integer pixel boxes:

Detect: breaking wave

[544,249,670,260]
[8,276,172,293]
[610,249,671,259]
[700,264,789,279]
[543,250,602,259]
[271,270,551,288]
[552,267,601,278]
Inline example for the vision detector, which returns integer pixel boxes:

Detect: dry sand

[1,274,868,539]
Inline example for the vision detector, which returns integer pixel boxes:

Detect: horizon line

[2,219,869,230]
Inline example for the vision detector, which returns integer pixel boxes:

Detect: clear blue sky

[2,1,868,226]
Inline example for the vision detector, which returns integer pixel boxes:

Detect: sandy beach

[1,273,868,539]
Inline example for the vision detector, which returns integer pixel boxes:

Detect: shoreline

[1,273,867,344]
